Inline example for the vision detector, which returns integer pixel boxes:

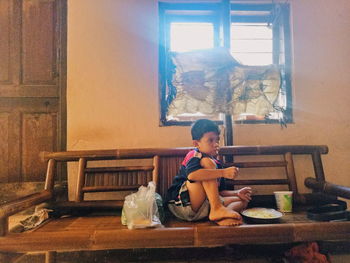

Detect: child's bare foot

[215,218,242,226]
[209,206,242,221]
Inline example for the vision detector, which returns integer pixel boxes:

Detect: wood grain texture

[0,0,11,83]
[44,159,56,191]
[0,190,52,218]
[0,113,10,182]
[22,113,57,181]
[22,0,57,84]
[0,0,66,184]
[284,152,301,202]
[0,213,350,252]
[75,158,87,202]
[305,177,350,199]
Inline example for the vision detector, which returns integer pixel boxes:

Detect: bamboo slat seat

[1,212,350,253]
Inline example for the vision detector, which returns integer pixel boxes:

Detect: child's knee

[186,180,204,192]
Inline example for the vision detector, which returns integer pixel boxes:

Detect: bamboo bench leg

[0,217,8,236]
[45,251,57,263]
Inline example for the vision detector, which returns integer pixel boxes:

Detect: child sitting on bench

[166,119,252,226]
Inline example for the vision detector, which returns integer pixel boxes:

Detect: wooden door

[0,0,66,183]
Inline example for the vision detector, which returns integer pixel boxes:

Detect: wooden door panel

[0,0,66,184]
[0,113,10,182]
[22,112,57,181]
[0,97,58,111]
[0,98,58,183]
[0,111,21,183]
[0,0,11,83]
[22,0,57,84]
[0,85,58,97]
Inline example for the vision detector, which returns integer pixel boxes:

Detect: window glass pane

[232,53,272,66]
[170,22,214,52]
[232,24,272,39]
[231,23,272,65]
[232,40,272,53]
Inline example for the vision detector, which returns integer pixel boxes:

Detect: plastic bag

[121,181,163,229]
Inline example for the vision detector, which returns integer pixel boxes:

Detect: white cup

[274,191,293,212]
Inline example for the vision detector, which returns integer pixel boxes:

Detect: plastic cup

[274,191,293,212]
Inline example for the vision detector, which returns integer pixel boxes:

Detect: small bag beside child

[121,181,164,229]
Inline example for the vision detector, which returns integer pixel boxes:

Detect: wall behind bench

[67,0,350,200]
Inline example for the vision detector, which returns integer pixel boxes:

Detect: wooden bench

[0,145,350,262]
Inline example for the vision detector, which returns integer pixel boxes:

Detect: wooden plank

[305,178,350,199]
[0,190,52,219]
[22,0,57,84]
[7,111,21,182]
[0,98,59,112]
[44,159,56,191]
[219,145,328,155]
[40,145,329,162]
[0,231,92,252]
[152,155,160,189]
[284,152,299,200]
[0,213,349,252]
[311,151,326,181]
[158,156,183,198]
[93,228,195,250]
[9,0,21,86]
[52,200,124,209]
[0,0,11,83]
[230,179,289,185]
[21,112,57,181]
[0,217,8,237]
[85,166,153,173]
[196,224,294,246]
[41,148,192,161]
[75,158,87,201]
[293,221,350,242]
[45,251,57,263]
[226,161,287,168]
[82,185,140,193]
[0,113,10,182]
[0,85,59,97]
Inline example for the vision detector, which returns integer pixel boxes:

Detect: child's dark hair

[191,119,220,140]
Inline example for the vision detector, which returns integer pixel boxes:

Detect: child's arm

[220,187,252,202]
[187,157,239,181]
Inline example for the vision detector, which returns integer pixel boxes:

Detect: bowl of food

[241,207,283,224]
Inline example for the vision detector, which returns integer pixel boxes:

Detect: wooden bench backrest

[75,155,160,202]
[41,145,328,204]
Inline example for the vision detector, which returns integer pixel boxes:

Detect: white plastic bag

[121,181,163,229]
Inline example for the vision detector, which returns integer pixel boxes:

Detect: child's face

[194,131,220,157]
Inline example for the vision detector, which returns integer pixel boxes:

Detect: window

[159,2,292,126]
[231,23,273,66]
[170,22,214,52]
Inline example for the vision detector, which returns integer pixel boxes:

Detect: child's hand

[222,166,239,180]
[237,187,252,202]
